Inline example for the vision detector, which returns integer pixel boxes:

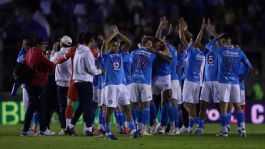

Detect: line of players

[27,16,253,140]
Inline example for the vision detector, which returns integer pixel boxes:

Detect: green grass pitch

[0,124,264,149]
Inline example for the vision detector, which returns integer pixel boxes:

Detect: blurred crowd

[0,0,265,91]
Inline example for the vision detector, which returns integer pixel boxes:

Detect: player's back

[131,48,156,84]
[204,49,218,82]
[217,46,245,84]
[153,50,172,77]
[184,44,205,83]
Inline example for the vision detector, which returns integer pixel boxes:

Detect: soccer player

[166,30,183,135]
[176,45,189,133]
[102,25,140,140]
[153,17,175,135]
[93,37,107,134]
[178,18,206,133]
[130,36,156,135]
[206,20,253,137]
[197,33,221,135]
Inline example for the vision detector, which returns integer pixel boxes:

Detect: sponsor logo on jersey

[223,50,238,57]
[208,55,215,64]
[196,54,205,60]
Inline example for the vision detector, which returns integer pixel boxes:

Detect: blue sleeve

[240,51,253,79]
[205,38,220,52]
[16,48,28,63]
[186,43,194,53]
[101,53,108,66]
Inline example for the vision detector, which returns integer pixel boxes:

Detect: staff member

[21,37,56,136]
[64,32,103,136]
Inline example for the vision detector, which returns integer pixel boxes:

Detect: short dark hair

[109,37,119,44]
[220,33,231,40]
[77,32,93,44]
[142,36,153,45]
[33,36,48,46]
[165,34,179,45]
[153,37,162,43]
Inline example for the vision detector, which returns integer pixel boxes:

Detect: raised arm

[178,18,189,48]
[155,16,168,40]
[195,18,205,46]
[105,25,119,44]
[114,25,132,51]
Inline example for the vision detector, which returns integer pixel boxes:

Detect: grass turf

[0,124,264,149]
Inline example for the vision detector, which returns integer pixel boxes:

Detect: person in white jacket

[64,32,103,136]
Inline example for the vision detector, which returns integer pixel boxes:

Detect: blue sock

[137,109,143,124]
[128,120,136,134]
[105,122,111,135]
[141,108,150,125]
[166,102,175,123]
[150,101,157,125]
[102,112,106,130]
[236,111,245,128]
[132,108,139,123]
[160,105,168,127]
[33,112,38,128]
[114,111,120,126]
[118,112,124,129]
[198,118,205,129]
[221,112,228,126]
[188,117,196,129]
[174,107,180,128]
[227,112,231,126]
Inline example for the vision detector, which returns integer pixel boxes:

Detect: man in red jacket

[21,37,56,136]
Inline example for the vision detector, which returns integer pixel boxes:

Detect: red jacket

[25,47,55,87]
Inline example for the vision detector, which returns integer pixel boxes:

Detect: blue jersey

[17,48,29,63]
[102,52,125,85]
[184,44,205,83]
[121,51,132,85]
[93,58,105,89]
[168,44,178,80]
[239,61,247,90]
[206,38,253,84]
[176,50,187,80]
[203,49,218,81]
[153,51,172,77]
[131,48,157,85]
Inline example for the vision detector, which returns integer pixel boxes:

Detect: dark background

[0,0,264,100]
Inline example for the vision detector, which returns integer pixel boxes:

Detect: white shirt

[53,47,72,87]
[73,44,102,82]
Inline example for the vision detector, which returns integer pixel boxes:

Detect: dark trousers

[42,73,60,129]
[71,82,94,128]
[23,84,46,132]
[57,86,68,129]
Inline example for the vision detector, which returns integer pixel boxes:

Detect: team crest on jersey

[208,55,215,64]
[108,100,113,104]
[113,61,120,70]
